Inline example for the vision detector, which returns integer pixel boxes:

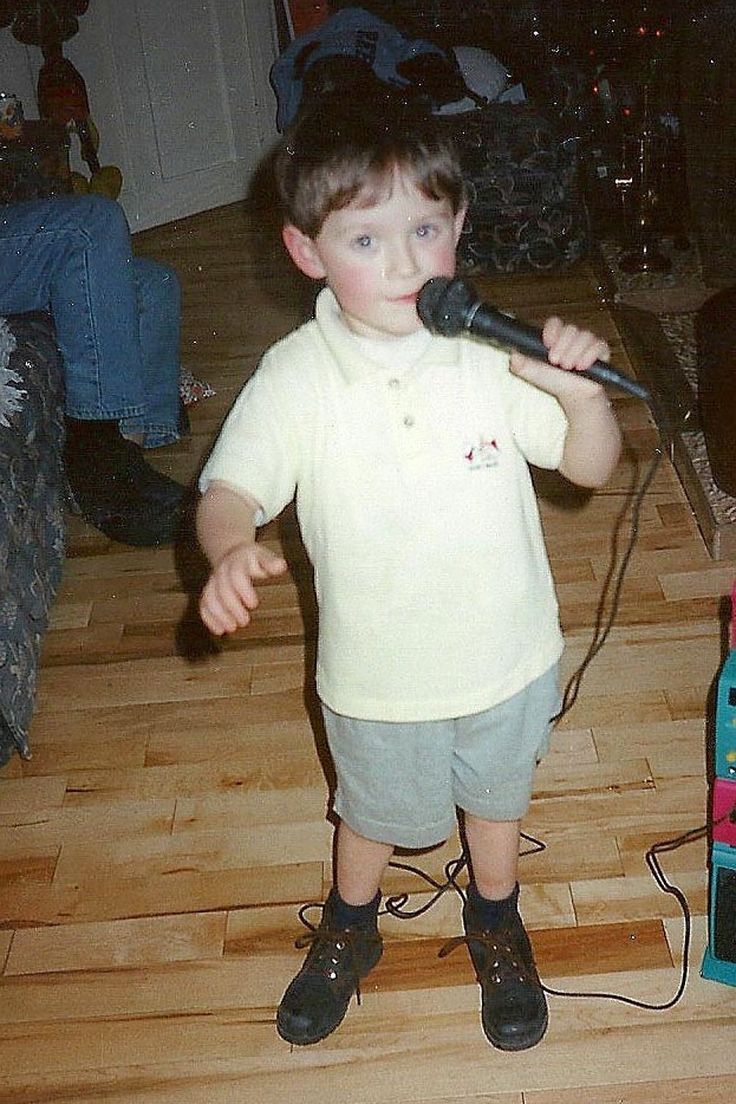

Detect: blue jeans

[0,194,182,447]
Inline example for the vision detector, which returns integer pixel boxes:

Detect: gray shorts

[321,665,560,849]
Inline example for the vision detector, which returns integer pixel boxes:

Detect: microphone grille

[417,277,477,337]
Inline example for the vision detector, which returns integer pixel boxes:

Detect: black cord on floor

[381,831,547,920]
[540,821,713,1010]
[377,817,723,1011]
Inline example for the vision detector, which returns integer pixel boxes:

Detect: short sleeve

[499,367,569,471]
[198,355,301,526]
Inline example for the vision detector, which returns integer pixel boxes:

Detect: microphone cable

[551,411,666,724]
[552,384,675,723]
[382,831,547,921]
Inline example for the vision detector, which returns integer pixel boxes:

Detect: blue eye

[416,224,438,240]
[353,234,373,249]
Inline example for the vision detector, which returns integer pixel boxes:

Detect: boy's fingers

[572,337,609,372]
[542,316,563,348]
[549,330,609,371]
[202,575,256,633]
[547,329,579,367]
[249,551,288,579]
[248,561,271,580]
[200,598,241,636]
[207,603,250,634]
[199,593,235,635]
[225,573,259,611]
[199,548,287,635]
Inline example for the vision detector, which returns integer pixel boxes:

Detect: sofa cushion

[0,311,65,765]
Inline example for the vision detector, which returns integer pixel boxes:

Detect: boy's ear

[453,204,468,245]
[281,224,326,280]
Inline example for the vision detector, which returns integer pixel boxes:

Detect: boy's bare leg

[463,813,520,898]
[277,817,390,1046]
[335,818,394,904]
[459,811,547,1051]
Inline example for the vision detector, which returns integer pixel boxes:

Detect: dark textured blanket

[0,312,65,766]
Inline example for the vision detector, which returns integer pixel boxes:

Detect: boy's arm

[510,316,622,488]
[196,481,287,635]
[555,385,622,488]
[197,481,260,564]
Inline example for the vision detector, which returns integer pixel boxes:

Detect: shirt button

[403,414,415,427]
[388,378,400,389]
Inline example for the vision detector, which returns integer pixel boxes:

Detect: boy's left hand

[509,317,610,398]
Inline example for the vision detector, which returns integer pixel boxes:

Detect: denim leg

[0,194,145,419]
[118,257,183,448]
[0,195,182,444]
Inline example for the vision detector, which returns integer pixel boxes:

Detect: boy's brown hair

[273,92,467,238]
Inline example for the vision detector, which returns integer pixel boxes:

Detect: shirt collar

[313,286,459,385]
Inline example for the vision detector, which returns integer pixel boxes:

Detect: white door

[62,0,281,229]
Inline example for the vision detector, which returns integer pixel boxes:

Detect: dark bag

[446,102,589,274]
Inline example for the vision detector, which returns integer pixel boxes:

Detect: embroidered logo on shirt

[465,437,500,469]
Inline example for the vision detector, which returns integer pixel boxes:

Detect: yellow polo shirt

[199,288,568,722]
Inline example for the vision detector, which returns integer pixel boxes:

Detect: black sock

[329,887,381,930]
[467,882,519,928]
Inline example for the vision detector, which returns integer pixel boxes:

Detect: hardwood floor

[1,200,735,1103]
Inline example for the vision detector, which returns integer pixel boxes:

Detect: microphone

[417,276,650,401]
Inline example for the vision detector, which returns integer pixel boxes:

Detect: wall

[0,0,281,230]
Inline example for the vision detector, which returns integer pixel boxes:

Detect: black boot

[64,418,186,546]
[277,889,383,1046]
[440,886,548,1051]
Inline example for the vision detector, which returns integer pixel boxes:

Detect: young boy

[196,96,622,1052]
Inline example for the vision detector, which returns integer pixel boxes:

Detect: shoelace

[438,930,534,985]
[294,925,382,1003]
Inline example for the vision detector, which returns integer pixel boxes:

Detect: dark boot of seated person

[64,417,187,546]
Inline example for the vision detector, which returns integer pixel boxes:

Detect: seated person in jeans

[0,193,187,545]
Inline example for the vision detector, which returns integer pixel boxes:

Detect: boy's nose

[385,241,419,279]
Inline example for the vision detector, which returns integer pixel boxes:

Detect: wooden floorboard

[1,200,734,1102]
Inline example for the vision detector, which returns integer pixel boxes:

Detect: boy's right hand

[199,542,288,636]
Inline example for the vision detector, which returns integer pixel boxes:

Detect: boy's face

[282,170,466,339]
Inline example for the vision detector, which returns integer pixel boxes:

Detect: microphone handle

[468,304,650,401]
